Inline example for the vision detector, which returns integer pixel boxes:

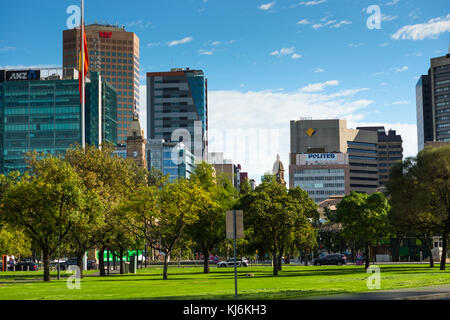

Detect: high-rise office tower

[0,68,117,174]
[63,24,140,145]
[146,68,208,161]
[416,47,450,150]
[290,119,379,202]
[357,127,403,186]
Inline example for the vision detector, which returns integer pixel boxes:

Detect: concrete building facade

[63,24,140,144]
[289,119,379,196]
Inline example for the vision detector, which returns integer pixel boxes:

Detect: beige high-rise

[63,24,140,145]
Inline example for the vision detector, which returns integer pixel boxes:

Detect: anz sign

[4,70,40,82]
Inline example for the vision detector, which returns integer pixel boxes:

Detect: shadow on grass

[113,289,352,300]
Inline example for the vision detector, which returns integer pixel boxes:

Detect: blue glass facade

[148,139,196,183]
[0,71,117,174]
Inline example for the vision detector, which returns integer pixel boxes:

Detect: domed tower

[126,114,147,169]
[272,154,286,186]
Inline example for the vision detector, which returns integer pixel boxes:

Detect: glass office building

[0,69,117,174]
[147,68,208,161]
[148,139,196,183]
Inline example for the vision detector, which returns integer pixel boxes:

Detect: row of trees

[318,146,450,270]
[0,144,321,280]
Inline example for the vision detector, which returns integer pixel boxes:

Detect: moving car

[313,254,347,266]
[217,258,248,268]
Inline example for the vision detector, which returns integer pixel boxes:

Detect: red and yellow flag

[78,24,89,102]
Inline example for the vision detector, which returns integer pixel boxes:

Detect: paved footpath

[298,284,450,300]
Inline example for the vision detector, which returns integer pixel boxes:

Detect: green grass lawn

[0,264,450,300]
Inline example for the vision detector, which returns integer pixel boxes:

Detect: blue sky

[1,0,450,182]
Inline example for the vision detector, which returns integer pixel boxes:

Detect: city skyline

[1,0,449,182]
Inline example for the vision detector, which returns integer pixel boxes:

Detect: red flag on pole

[78,24,89,103]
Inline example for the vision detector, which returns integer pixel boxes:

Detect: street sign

[226,210,244,239]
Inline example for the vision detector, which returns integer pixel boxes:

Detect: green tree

[240,180,316,275]
[388,147,450,270]
[188,162,237,274]
[387,158,438,267]
[1,154,86,281]
[120,179,211,279]
[335,192,390,269]
[64,144,147,276]
[0,223,31,258]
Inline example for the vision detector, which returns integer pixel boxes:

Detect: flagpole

[81,0,85,149]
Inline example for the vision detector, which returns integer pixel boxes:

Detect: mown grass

[0,264,449,300]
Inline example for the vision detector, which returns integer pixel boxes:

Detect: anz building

[0,68,117,174]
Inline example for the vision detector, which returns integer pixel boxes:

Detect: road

[298,284,450,300]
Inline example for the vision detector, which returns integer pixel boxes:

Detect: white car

[217,258,248,268]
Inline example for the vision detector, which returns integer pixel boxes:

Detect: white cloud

[297,19,311,25]
[147,42,161,48]
[349,43,363,47]
[291,53,302,59]
[312,19,336,29]
[392,14,450,40]
[386,0,400,6]
[270,47,295,56]
[381,14,398,22]
[127,20,152,29]
[379,42,390,47]
[314,67,325,73]
[300,0,326,5]
[300,80,339,92]
[0,46,17,52]
[208,85,373,181]
[211,41,221,46]
[167,37,193,47]
[259,1,275,10]
[395,66,408,73]
[390,100,410,105]
[332,20,352,28]
[199,49,214,55]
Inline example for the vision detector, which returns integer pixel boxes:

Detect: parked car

[217,258,248,268]
[314,254,347,266]
[313,254,347,266]
[58,258,96,270]
[9,261,38,271]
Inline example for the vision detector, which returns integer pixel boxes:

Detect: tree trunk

[99,247,106,276]
[272,251,278,276]
[304,251,309,266]
[163,252,170,280]
[440,229,449,271]
[277,253,282,271]
[351,240,355,263]
[76,251,84,278]
[119,249,124,274]
[203,247,210,274]
[423,236,434,268]
[365,243,370,270]
[43,248,50,282]
[285,255,290,265]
